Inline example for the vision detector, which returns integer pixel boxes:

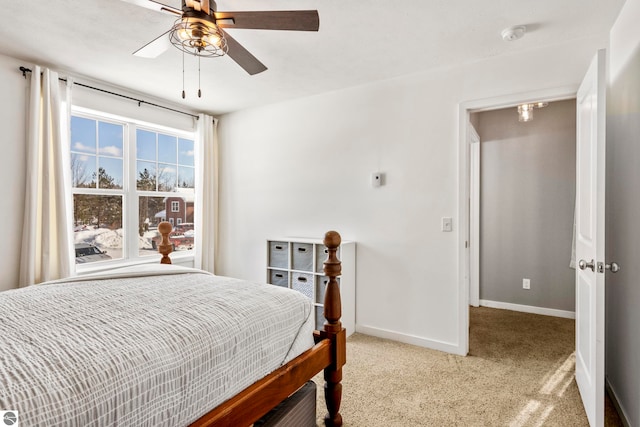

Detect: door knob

[597,261,621,273]
[606,262,620,273]
[578,259,595,272]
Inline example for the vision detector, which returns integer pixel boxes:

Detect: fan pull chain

[198,56,202,98]
[181,50,186,99]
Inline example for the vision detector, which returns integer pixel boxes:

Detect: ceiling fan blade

[133,30,172,58]
[222,30,267,75]
[215,10,319,31]
[120,0,182,16]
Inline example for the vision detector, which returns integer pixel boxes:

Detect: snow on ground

[74,227,157,250]
[74,227,190,264]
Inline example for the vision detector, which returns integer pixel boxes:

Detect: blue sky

[71,116,194,189]
[71,116,124,187]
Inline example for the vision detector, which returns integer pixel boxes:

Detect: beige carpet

[314,307,623,426]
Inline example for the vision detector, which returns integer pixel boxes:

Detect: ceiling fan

[122,0,320,75]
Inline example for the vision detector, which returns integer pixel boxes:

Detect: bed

[0,223,346,426]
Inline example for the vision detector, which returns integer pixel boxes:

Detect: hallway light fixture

[517,102,549,122]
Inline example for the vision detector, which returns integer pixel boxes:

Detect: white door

[575,49,606,427]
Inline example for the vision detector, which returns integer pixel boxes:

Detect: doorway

[458,55,621,423]
[469,100,577,318]
[456,86,577,356]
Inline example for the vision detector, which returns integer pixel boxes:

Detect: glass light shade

[169,16,227,57]
[518,104,534,122]
[204,33,222,48]
[177,27,191,41]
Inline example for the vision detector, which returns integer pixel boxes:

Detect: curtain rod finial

[19,66,31,79]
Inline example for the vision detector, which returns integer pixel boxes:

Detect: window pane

[71,112,197,265]
[163,196,195,254]
[71,116,96,154]
[137,129,156,161]
[178,138,195,166]
[178,166,195,189]
[71,153,96,188]
[157,163,177,191]
[98,157,123,189]
[98,122,123,158]
[136,161,157,191]
[138,196,165,257]
[73,194,123,264]
[140,196,195,255]
[158,134,177,163]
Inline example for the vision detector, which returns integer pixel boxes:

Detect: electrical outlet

[523,278,530,290]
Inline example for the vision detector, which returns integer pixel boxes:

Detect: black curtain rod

[19,66,199,120]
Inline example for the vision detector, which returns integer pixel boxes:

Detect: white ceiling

[0,0,625,115]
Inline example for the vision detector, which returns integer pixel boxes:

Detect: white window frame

[171,201,180,212]
[71,106,196,271]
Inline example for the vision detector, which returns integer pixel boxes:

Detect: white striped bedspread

[0,266,315,426]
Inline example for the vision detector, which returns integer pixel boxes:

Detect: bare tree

[157,165,176,192]
[71,153,93,188]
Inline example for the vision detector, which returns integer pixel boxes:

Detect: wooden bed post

[158,221,173,264]
[322,231,346,427]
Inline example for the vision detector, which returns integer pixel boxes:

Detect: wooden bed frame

[157,222,346,426]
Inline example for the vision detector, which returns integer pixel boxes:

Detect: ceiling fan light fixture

[169,14,228,57]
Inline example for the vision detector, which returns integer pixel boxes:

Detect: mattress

[0,265,315,426]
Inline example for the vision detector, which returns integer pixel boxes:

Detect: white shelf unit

[266,237,355,337]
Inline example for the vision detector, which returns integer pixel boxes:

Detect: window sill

[75,253,195,276]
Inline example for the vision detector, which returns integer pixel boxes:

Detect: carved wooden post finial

[323,230,345,427]
[323,231,342,331]
[158,221,173,264]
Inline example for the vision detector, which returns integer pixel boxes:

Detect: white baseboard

[606,376,631,427]
[356,324,465,355]
[478,299,575,319]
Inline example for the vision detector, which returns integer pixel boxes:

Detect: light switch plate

[442,217,453,232]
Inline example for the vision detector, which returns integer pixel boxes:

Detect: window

[70,108,196,266]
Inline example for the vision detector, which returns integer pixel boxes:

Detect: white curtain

[19,66,75,286]
[194,114,219,273]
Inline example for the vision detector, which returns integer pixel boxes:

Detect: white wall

[476,100,576,313]
[606,0,640,423]
[217,36,608,353]
[0,54,27,292]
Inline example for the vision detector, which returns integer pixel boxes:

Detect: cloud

[159,166,177,174]
[99,145,122,157]
[73,142,96,153]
